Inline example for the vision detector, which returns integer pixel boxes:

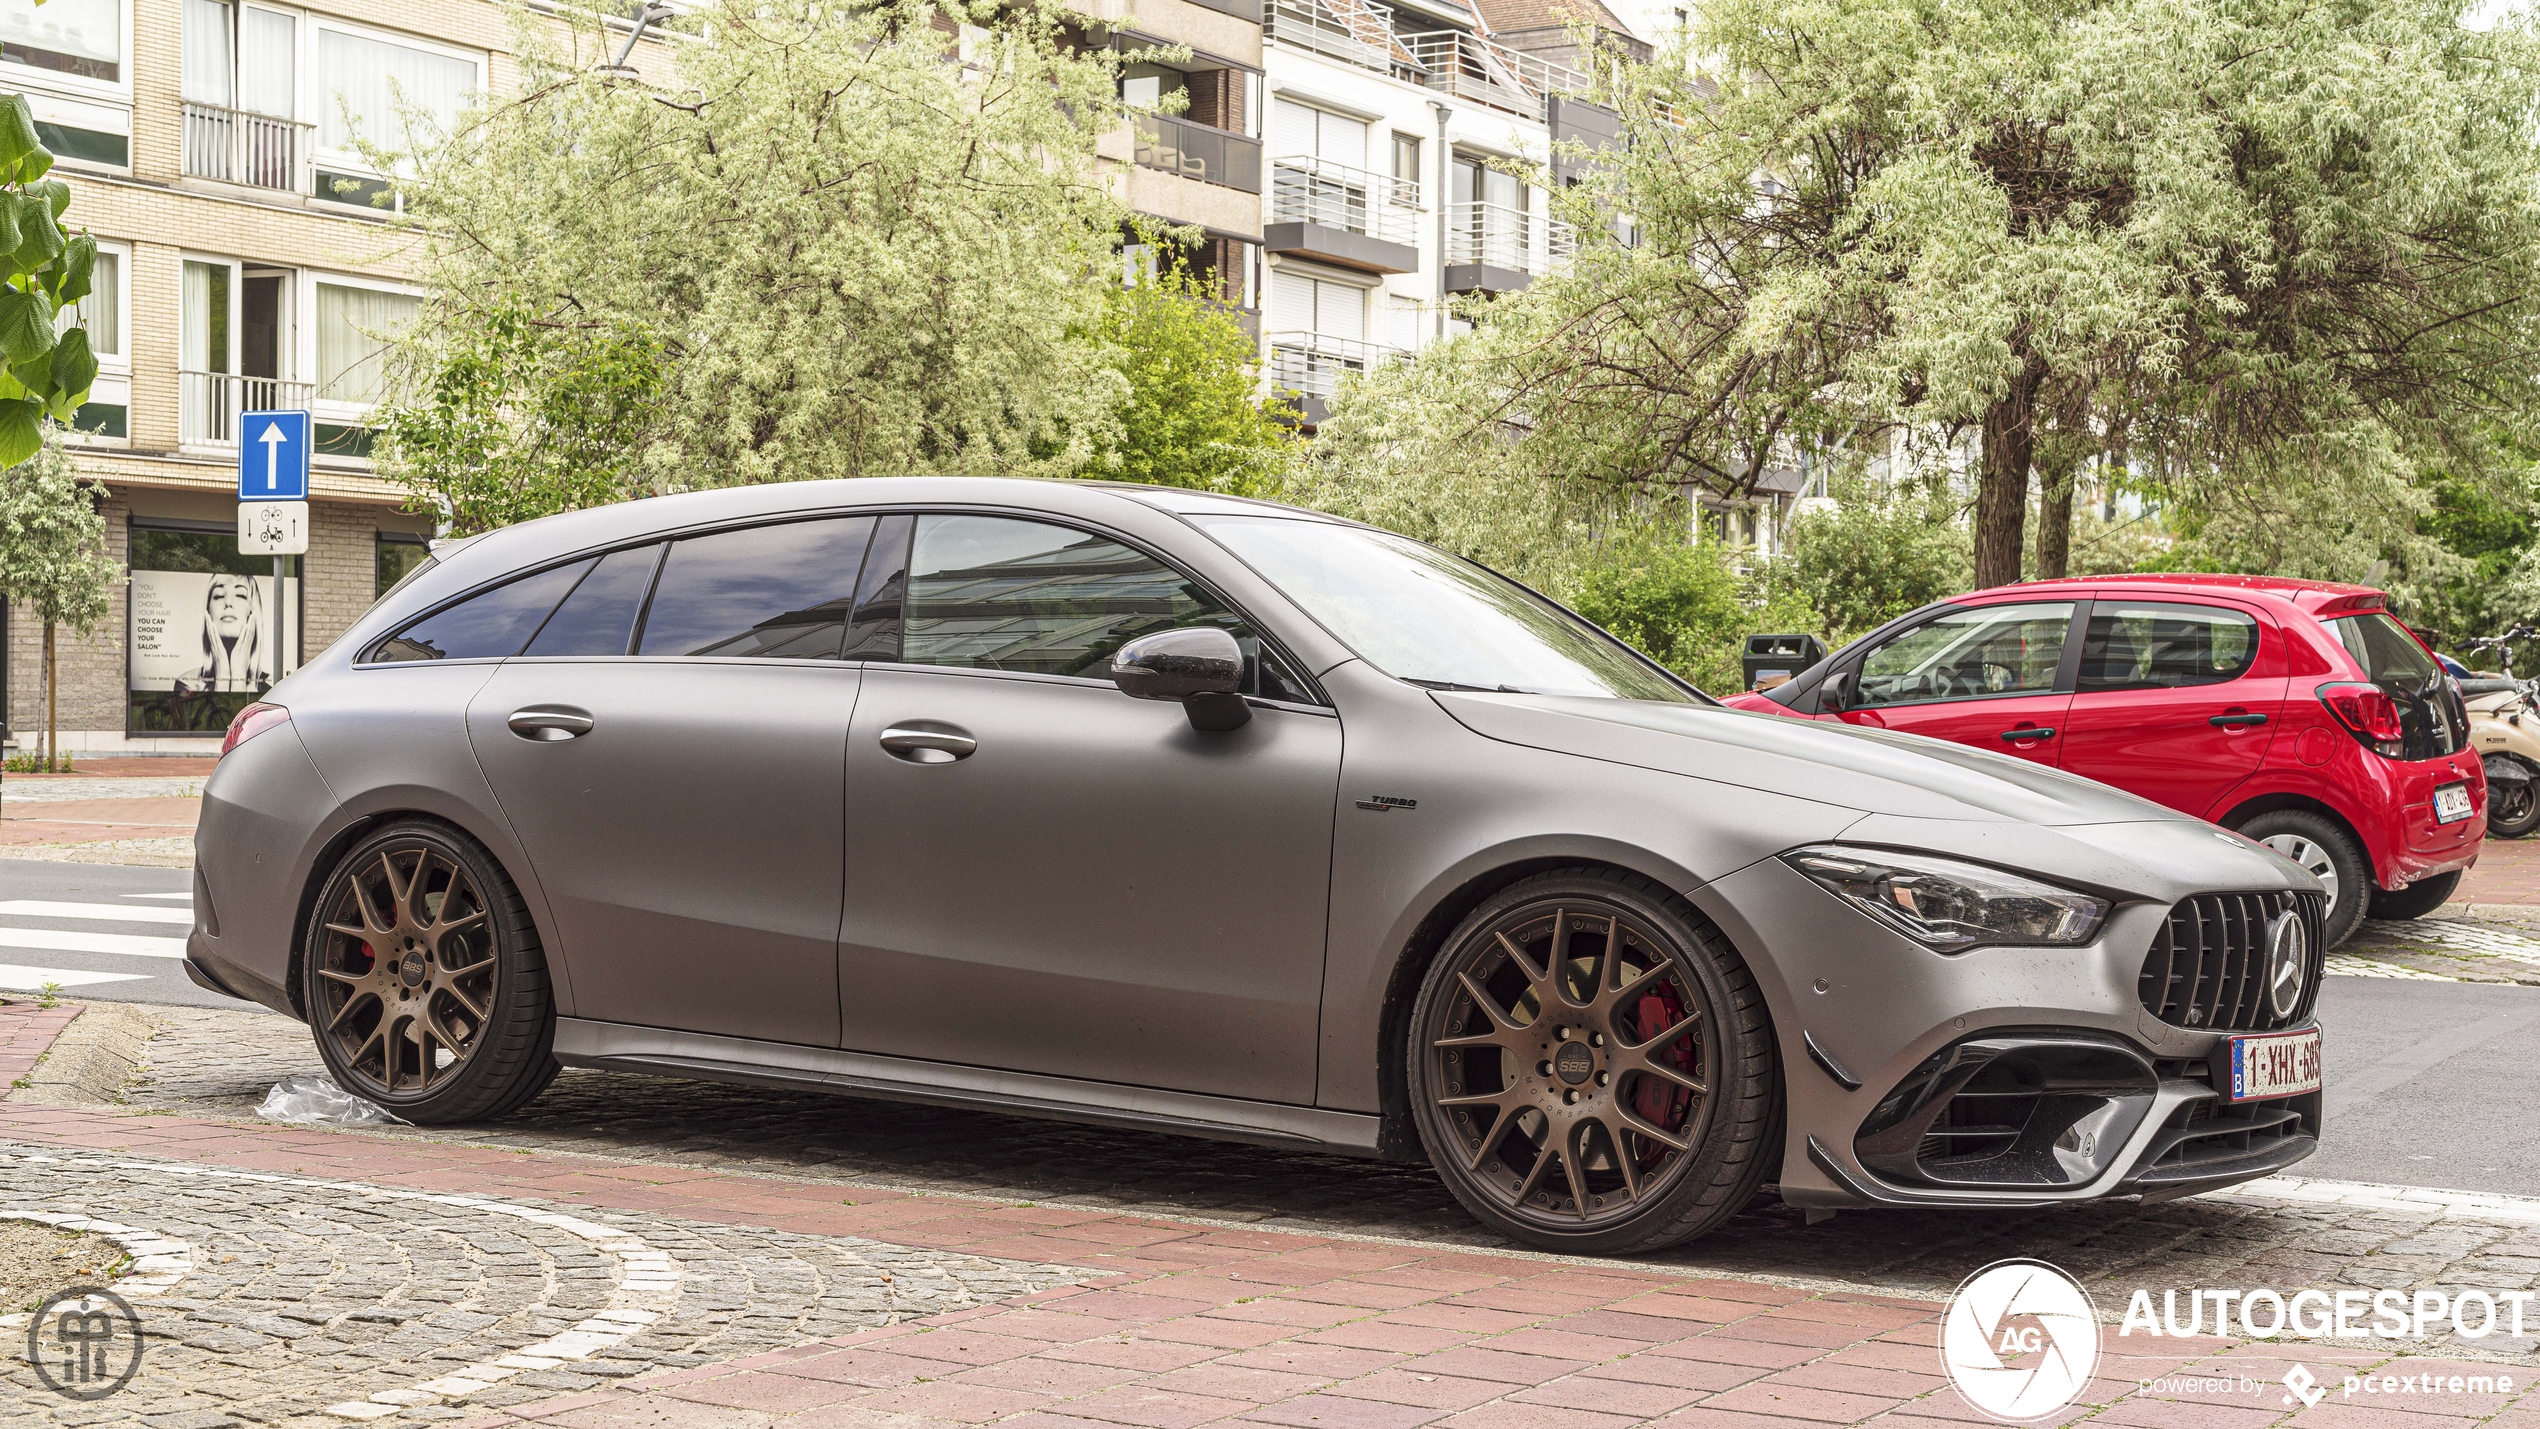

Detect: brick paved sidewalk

[2460,836,2540,906]
[1,1001,2534,1429]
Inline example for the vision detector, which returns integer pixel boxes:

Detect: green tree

[0,429,114,768]
[377,0,1136,532]
[1559,536,1821,693]
[1084,263,1296,495]
[0,92,99,468]
[1411,0,2540,588]
[1784,478,1972,643]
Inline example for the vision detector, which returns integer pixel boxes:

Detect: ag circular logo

[2264,913,2307,1018]
[1940,1259,2101,1422]
[1554,1043,1594,1085]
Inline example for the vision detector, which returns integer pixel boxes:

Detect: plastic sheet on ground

[255,1075,404,1126]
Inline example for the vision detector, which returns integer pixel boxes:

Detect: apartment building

[0,0,544,752]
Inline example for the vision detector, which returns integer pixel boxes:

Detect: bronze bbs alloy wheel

[304,822,559,1124]
[1408,869,1781,1254]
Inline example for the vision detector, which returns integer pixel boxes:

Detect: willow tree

[1432,0,2540,587]
[377,0,1135,533]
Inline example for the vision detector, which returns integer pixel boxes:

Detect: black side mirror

[1111,627,1252,732]
[1819,670,1851,713]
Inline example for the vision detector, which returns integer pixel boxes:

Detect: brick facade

[0,0,642,752]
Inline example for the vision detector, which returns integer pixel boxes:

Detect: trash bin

[1742,633,1828,691]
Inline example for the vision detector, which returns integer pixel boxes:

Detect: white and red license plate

[2434,782,2474,824]
[2229,1028,2322,1101]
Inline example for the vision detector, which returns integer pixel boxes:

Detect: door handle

[508,707,594,741]
[2210,712,2270,728]
[879,724,977,764]
[1999,726,2056,742]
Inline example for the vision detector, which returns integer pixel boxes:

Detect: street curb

[6,999,151,1106]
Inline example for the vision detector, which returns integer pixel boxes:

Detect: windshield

[1190,516,1697,702]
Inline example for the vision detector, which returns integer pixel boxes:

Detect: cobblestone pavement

[86,1005,2540,1360]
[2345,912,2540,984]
[0,1148,1077,1426]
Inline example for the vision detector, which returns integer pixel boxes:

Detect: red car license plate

[2230,1028,2321,1101]
[2434,782,2473,824]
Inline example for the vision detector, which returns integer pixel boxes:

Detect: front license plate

[2230,1029,2322,1102]
[2434,782,2474,824]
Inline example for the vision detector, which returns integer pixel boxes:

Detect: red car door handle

[2000,727,2056,742]
[2209,713,2270,728]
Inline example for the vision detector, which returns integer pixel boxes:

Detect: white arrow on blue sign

[238,410,310,502]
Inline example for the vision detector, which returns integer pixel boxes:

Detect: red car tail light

[2317,682,2403,754]
[221,702,290,757]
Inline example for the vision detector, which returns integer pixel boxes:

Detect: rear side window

[2077,603,2258,691]
[635,517,875,659]
[367,559,593,664]
[2331,611,2464,759]
[525,544,662,658]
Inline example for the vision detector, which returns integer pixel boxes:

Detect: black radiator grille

[2137,891,2325,1033]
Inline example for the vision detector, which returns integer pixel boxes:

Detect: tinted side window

[524,544,662,658]
[1854,602,2074,708]
[2078,603,2258,691]
[635,518,875,659]
[903,515,1304,695]
[368,559,593,664]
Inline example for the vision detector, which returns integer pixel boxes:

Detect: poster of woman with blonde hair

[190,572,267,691]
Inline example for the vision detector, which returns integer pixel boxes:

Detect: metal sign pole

[271,554,284,691]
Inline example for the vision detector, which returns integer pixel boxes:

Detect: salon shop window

[127,519,299,734]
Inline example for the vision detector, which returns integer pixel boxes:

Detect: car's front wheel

[303,821,558,1123]
[1406,869,1780,1255]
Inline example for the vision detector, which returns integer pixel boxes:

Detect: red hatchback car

[1722,575,2484,947]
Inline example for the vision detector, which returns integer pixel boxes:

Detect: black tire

[1405,868,1780,1256]
[2239,810,2371,949]
[2367,870,2462,922]
[302,820,559,1124]
[2487,766,2540,839]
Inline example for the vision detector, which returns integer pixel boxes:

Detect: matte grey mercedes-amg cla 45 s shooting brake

[187,478,2326,1254]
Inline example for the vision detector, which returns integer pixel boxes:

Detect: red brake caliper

[1632,984,1693,1166]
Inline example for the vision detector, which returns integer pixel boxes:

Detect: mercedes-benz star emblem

[2264,912,2307,1018]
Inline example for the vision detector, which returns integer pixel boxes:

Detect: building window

[1390,133,1419,192]
[376,533,430,597]
[61,242,127,441]
[314,281,416,404]
[317,27,473,154]
[182,0,291,115]
[127,521,300,736]
[0,0,119,83]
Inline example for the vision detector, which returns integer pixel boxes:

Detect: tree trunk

[2035,453,2077,580]
[1974,349,2049,588]
[42,619,56,773]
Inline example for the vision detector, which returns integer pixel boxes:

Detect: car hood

[1432,691,2181,828]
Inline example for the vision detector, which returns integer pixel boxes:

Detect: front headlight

[1783,846,2108,952]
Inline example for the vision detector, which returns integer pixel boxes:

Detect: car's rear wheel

[303,822,557,1124]
[1406,869,1779,1255]
[2367,870,2461,922]
[2241,811,2370,948]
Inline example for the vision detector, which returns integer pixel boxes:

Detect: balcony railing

[1270,158,1419,246]
[1132,113,1263,194]
[1268,332,1405,402]
[1399,31,1589,119]
[1446,201,1576,276]
[180,371,315,448]
[182,100,310,192]
[1263,0,1406,75]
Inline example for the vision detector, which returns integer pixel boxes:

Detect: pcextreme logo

[1940,1259,2103,1423]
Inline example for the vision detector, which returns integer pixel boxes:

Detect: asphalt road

[0,853,2530,1197]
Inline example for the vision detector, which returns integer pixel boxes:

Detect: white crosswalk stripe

[0,927,186,958]
[0,899,192,924]
[0,963,148,989]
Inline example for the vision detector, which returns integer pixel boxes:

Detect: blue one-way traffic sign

[238,410,309,501]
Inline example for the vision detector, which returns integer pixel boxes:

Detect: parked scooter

[2459,625,2540,838]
